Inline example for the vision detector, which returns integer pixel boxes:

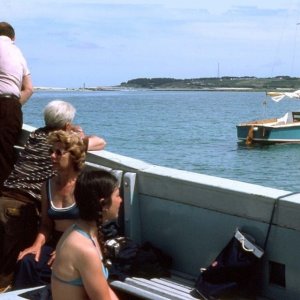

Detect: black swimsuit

[46,179,79,220]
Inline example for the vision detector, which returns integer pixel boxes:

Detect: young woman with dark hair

[51,170,122,300]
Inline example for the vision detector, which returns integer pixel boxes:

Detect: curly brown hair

[47,130,86,171]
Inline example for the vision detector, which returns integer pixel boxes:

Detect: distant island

[119,76,300,91]
[34,76,300,92]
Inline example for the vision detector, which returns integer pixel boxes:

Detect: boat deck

[0,276,272,300]
[238,112,300,128]
[110,271,272,300]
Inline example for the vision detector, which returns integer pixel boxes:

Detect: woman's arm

[68,124,107,151]
[78,246,118,300]
[19,74,33,105]
[85,135,107,151]
[108,287,119,300]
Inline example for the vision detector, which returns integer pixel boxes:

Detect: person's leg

[0,99,22,188]
[13,245,53,290]
[0,196,39,288]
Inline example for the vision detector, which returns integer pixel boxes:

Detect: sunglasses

[49,148,67,156]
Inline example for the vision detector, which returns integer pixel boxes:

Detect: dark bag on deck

[105,237,172,281]
[102,220,172,281]
[191,229,264,300]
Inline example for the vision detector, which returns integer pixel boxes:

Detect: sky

[3,0,300,88]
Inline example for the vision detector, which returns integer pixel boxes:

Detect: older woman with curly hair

[13,130,86,289]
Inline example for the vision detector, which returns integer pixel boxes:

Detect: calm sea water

[22,90,300,192]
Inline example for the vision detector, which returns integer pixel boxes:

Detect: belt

[0,94,20,101]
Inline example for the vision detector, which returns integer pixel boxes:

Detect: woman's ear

[100,198,111,212]
[100,198,106,207]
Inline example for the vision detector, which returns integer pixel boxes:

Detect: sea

[22,89,300,192]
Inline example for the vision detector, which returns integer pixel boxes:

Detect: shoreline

[34,86,275,92]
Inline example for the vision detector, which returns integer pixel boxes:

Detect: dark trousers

[0,98,22,188]
[12,231,62,290]
[0,194,39,288]
[13,245,54,290]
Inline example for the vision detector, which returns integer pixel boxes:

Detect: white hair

[43,100,76,128]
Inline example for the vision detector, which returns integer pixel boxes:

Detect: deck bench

[110,271,197,300]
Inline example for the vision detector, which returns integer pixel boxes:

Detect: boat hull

[237,123,300,143]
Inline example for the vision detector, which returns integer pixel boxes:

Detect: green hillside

[120,76,300,91]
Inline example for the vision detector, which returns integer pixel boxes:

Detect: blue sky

[3,0,300,87]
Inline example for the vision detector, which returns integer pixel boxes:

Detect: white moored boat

[237,90,300,144]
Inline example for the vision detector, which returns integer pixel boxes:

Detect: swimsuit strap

[52,272,83,287]
[52,224,108,286]
[72,224,97,247]
[72,224,108,278]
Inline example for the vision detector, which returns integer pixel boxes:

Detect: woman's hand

[48,250,56,266]
[17,244,42,262]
